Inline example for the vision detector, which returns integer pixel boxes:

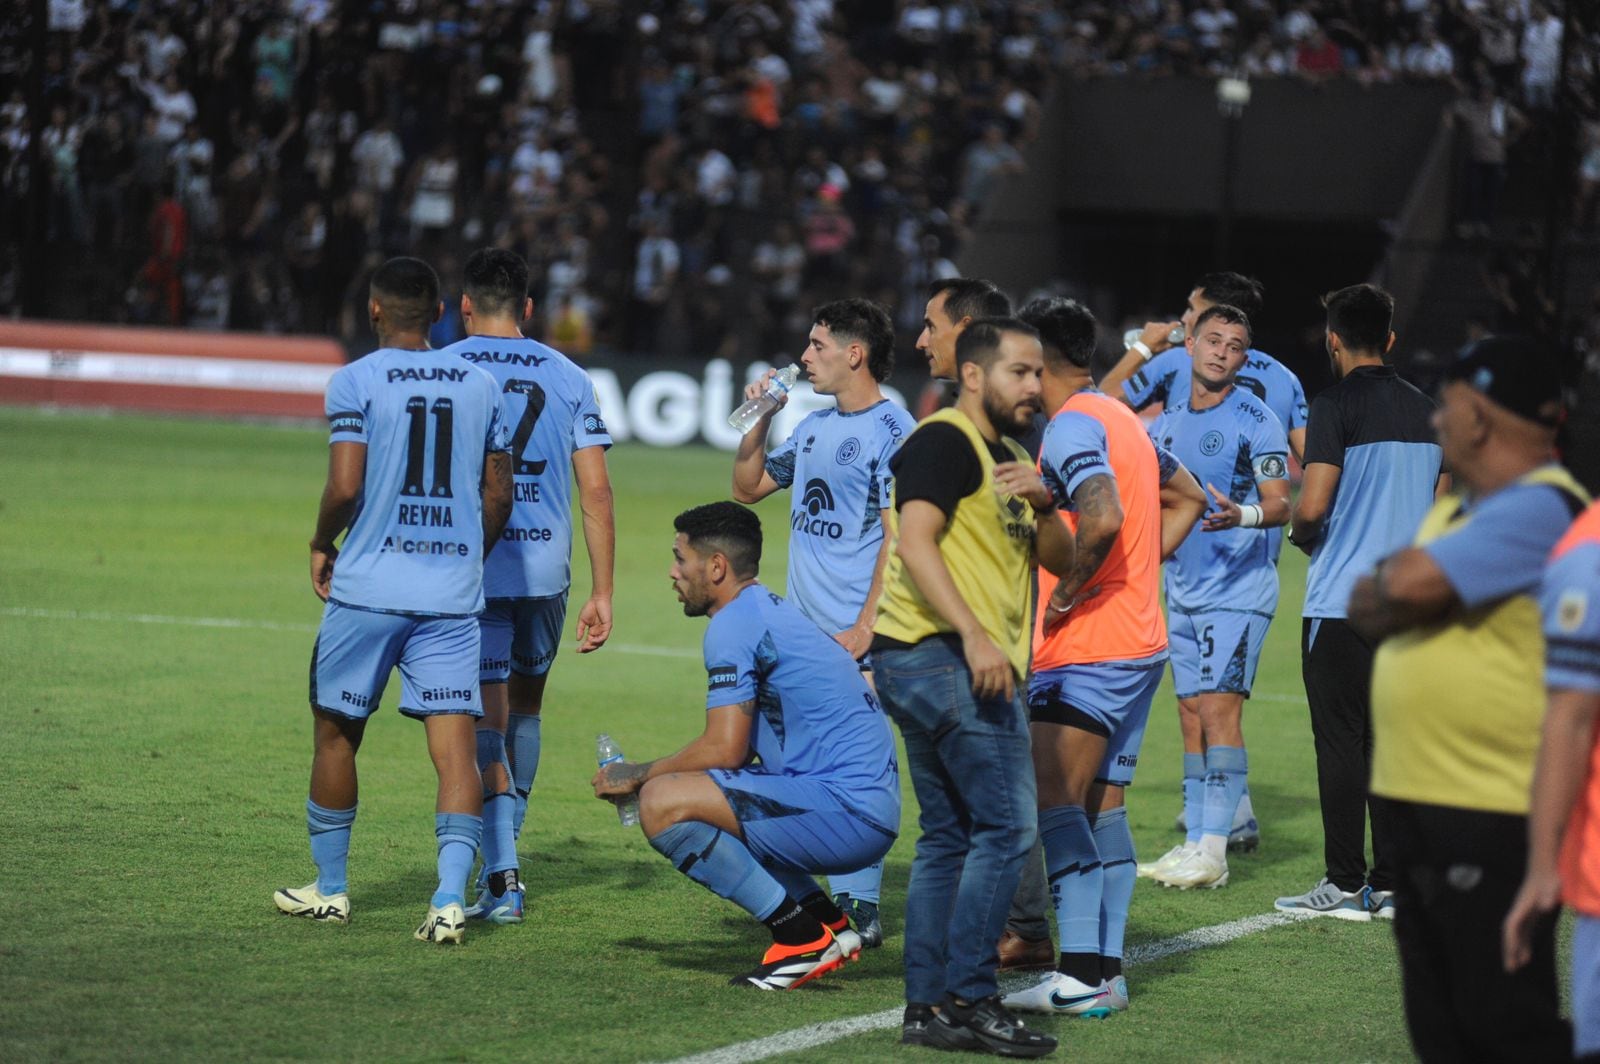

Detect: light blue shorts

[1168,609,1273,699]
[1576,914,1600,1056]
[311,601,483,720]
[478,593,568,682]
[708,768,897,876]
[1027,656,1166,787]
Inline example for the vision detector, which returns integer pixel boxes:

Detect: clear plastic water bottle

[596,733,640,827]
[1123,326,1188,348]
[728,364,800,433]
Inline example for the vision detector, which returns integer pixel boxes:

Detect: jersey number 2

[505,379,548,476]
[402,396,454,498]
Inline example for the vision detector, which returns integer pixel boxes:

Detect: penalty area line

[660,911,1313,1064]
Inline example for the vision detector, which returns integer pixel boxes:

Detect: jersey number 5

[402,396,453,498]
[505,379,548,476]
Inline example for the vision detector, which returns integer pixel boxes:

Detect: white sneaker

[1105,975,1129,1012]
[1152,849,1229,890]
[414,902,467,944]
[273,882,350,924]
[1002,972,1115,1017]
[1136,843,1193,879]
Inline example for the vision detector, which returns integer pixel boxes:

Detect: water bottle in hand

[596,733,641,827]
[728,364,800,433]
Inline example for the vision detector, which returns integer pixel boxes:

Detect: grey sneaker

[1274,877,1370,922]
[1365,888,1396,920]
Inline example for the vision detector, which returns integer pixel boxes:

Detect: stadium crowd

[2,0,1596,354]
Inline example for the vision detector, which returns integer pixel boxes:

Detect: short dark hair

[370,257,441,333]
[955,316,1040,370]
[929,278,1012,325]
[1018,296,1097,370]
[1193,303,1253,348]
[673,502,762,579]
[813,298,896,381]
[463,248,530,318]
[1322,283,1394,354]
[1194,272,1264,319]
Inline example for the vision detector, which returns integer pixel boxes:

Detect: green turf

[1,406,1425,1061]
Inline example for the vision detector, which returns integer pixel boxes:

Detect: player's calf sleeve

[1040,805,1103,978]
[1092,807,1135,964]
[307,799,357,896]
[827,861,884,906]
[1201,746,1248,853]
[648,820,787,922]
[475,729,518,876]
[506,713,541,839]
[1183,752,1205,845]
[433,813,482,908]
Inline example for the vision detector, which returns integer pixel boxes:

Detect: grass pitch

[0,407,1423,1061]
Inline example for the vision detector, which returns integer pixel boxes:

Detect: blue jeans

[875,636,1038,1005]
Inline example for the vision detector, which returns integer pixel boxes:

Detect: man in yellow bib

[1355,336,1586,1062]
[873,317,1073,1058]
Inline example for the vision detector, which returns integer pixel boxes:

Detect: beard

[981,384,1040,438]
[678,591,711,617]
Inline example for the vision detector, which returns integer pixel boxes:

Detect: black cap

[1443,335,1562,427]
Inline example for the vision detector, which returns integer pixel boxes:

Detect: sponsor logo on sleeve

[328,410,364,434]
[583,413,606,435]
[1557,589,1588,634]
[708,664,739,690]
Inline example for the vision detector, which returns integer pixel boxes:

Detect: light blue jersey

[325,347,511,617]
[764,399,915,636]
[703,584,900,834]
[1148,385,1289,616]
[442,335,612,600]
[1125,346,1308,438]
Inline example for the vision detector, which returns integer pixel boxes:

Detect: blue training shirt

[764,399,916,636]
[325,347,511,617]
[703,584,900,834]
[442,335,612,600]
[1301,365,1442,618]
[1148,384,1289,616]
[1545,534,1600,695]
[1038,408,1115,505]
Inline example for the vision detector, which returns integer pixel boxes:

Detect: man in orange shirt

[1505,497,1600,1058]
[1003,297,1206,1017]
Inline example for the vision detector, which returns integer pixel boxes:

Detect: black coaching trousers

[1302,617,1394,893]
[1375,797,1570,1063]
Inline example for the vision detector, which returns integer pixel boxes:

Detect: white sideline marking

[662,911,1312,1064]
[0,606,701,660]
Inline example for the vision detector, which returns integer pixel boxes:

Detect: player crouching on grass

[592,502,901,990]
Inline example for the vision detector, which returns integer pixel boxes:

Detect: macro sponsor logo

[879,412,905,439]
[583,413,606,434]
[794,479,843,539]
[502,526,554,542]
[480,657,511,674]
[328,410,363,434]
[708,665,739,690]
[386,366,469,383]
[341,690,371,709]
[1116,754,1138,768]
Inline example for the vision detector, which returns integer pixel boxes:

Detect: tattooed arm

[1045,473,1123,619]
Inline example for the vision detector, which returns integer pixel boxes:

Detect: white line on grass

[661,911,1313,1064]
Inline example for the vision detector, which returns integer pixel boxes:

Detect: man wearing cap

[1354,336,1588,1061]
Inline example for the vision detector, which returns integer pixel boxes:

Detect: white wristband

[1127,339,1154,362]
[1239,503,1263,528]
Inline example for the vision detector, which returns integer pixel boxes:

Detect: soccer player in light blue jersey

[732,298,914,948]
[592,503,900,990]
[1138,304,1291,891]
[438,249,615,925]
[274,257,514,944]
[1103,271,1305,846]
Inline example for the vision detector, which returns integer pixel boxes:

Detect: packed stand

[0,1,1596,356]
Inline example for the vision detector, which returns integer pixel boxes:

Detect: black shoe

[935,994,1057,1058]
[902,1004,936,1046]
[835,893,884,949]
[925,1010,981,1053]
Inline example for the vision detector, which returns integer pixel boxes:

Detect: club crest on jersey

[835,437,861,465]
[1200,430,1225,456]
[1557,589,1588,634]
[794,479,843,539]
